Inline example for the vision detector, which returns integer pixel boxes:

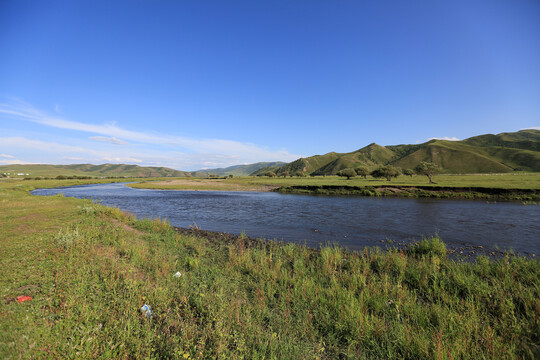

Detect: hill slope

[198,162,286,176]
[0,164,188,178]
[274,129,540,175]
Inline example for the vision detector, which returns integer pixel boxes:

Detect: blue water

[32,183,540,254]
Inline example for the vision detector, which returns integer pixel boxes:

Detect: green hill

[198,162,286,176]
[312,144,396,175]
[0,164,188,178]
[273,129,540,175]
[462,129,540,151]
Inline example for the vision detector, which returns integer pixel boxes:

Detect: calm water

[32,183,540,254]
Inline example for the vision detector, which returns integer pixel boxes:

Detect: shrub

[354,166,369,178]
[415,162,440,183]
[337,168,357,180]
[403,168,414,177]
[408,237,447,259]
[371,166,401,181]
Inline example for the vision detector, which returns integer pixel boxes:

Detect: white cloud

[0,101,302,165]
[89,136,129,145]
[0,158,35,165]
[102,156,143,163]
[521,127,540,130]
[0,136,101,155]
[0,153,15,158]
[427,136,460,141]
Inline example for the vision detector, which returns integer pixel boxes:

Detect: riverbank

[130,178,279,192]
[128,173,540,201]
[276,184,540,201]
[1,179,539,359]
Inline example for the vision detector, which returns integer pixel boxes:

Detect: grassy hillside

[0,163,188,178]
[274,130,540,175]
[273,152,342,176]
[392,141,514,173]
[313,144,396,175]
[462,129,540,151]
[199,162,286,176]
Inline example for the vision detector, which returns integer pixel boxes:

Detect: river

[32,182,540,255]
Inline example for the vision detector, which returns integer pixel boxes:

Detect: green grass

[1,179,539,359]
[129,173,540,191]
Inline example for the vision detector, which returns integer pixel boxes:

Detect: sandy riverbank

[130,178,279,192]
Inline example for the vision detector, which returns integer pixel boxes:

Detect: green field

[1,179,539,359]
[128,173,540,201]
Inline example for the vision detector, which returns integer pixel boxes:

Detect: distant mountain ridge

[0,161,288,178]
[253,130,540,176]
[3,130,539,178]
[0,163,188,178]
[196,162,286,176]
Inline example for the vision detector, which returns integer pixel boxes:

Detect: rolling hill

[197,162,286,176]
[3,130,538,178]
[268,129,540,175]
[0,163,188,178]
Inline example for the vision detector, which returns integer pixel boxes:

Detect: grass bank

[1,179,539,359]
[276,184,540,201]
[129,173,540,200]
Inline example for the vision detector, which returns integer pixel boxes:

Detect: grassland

[1,178,539,359]
[129,173,540,200]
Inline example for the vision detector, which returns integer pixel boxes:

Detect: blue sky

[1,0,539,170]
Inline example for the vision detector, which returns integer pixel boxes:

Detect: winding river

[32,182,540,255]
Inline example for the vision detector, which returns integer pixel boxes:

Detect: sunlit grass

[129,172,540,190]
[1,179,538,359]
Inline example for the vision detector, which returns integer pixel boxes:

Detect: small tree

[295,171,306,177]
[281,171,290,178]
[265,171,276,178]
[403,168,414,177]
[337,168,357,180]
[414,162,440,183]
[354,166,369,179]
[371,166,401,181]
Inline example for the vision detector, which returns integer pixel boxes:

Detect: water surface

[32,183,540,254]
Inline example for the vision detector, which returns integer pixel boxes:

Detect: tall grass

[1,179,539,359]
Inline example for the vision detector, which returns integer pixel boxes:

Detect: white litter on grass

[140,304,154,318]
[173,271,182,278]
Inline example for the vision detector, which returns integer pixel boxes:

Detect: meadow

[0,178,539,359]
[129,173,540,190]
[129,173,540,200]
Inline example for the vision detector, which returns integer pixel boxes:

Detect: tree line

[336,162,440,183]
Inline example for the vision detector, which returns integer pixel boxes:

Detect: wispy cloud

[102,156,142,163]
[521,127,540,130]
[0,157,36,165]
[89,136,129,145]
[0,136,170,166]
[0,100,302,169]
[427,136,460,141]
[0,153,15,158]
